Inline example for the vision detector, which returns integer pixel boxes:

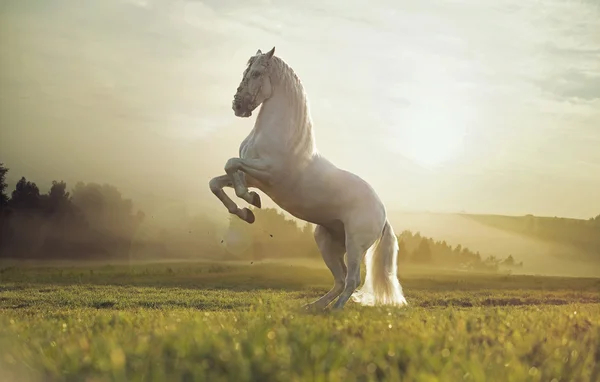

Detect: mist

[2,0,600,219]
[1,0,599,277]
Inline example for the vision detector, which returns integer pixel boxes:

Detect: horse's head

[232,47,275,118]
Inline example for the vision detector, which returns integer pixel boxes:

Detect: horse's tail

[351,219,407,306]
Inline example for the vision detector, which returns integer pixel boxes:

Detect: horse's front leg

[229,171,262,209]
[225,158,271,207]
[208,174,256,224]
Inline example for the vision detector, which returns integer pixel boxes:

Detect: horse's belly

[264,187,336,225]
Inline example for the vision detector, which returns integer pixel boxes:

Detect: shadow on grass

[0,262,333,292]
[1,261,599,296]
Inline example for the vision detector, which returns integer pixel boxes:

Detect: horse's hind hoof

[242,208,255,224]
[249,191,262,208]
[302,303,324,313]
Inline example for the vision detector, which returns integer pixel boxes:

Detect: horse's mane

[262,56,317,158]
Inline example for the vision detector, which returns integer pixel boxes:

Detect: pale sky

[1,0,599,219]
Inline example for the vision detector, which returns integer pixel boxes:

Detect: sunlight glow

[402,106,467,169]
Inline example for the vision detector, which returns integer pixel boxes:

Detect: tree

[0,163,8,211]
[0,163,10,253]
[502,254,515,266]
[44,180,71,216]
[397,240,409,262]
[412,238,432,263]
[49,180,69,200]
[10,177,41,211]
[71,181,144,237]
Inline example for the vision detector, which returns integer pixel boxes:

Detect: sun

[401,108,466,169]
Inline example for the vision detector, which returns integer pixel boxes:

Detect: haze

[1,0,599,220]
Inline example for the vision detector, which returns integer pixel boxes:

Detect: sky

[1,0,599,219]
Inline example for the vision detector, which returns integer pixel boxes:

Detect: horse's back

[311,155,384,207]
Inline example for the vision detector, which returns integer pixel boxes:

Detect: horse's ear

[265,46,275,59]
[256,49,263,55]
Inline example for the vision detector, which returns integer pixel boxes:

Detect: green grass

[1,261,599,382]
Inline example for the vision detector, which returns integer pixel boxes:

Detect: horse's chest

[239,135,261,159]
[239,134,283,162]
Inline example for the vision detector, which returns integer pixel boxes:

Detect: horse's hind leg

[209,174,255,224]
[331,224,381,310]
[303,225,346,311]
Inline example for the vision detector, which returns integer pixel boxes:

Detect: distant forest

[463,213,600,258]
[1,162,517,272]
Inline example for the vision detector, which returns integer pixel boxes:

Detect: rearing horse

[209,47,407,310]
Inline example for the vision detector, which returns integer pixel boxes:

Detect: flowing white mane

[255,56,317,159]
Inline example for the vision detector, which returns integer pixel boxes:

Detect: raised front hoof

[242,208,255,224]
[249,191,262,208]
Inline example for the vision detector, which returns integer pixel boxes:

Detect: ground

[1,260,599,382]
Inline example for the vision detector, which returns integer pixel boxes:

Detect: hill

[387,211,600,277]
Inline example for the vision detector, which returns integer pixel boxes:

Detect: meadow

[1,260,599,382]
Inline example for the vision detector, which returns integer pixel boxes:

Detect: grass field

[1,261,599,382]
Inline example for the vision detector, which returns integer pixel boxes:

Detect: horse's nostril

[234,102,242,110]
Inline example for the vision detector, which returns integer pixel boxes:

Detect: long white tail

[351,220,407,306]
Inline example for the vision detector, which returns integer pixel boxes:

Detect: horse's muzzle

[232,97,252,118]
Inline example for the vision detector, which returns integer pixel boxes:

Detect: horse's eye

[252,71,261,79]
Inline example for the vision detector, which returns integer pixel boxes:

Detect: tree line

[0,162,322,261]
[0,162,517,271]
[396,230,521,272]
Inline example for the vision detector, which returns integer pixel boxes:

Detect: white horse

[209,47,407,310]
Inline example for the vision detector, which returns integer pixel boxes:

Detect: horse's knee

[209,177,221,194]
[333,279,345,293]
[224,158,238,174]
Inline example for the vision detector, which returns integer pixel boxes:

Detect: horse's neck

[253,64,316,159]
